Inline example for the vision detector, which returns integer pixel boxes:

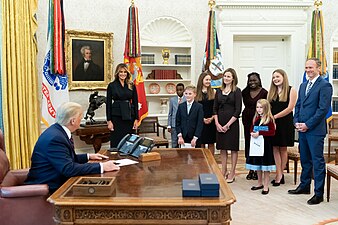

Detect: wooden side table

[74,124,110,153]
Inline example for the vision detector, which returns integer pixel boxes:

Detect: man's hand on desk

[102,161,120,172]
[89,153,109,160]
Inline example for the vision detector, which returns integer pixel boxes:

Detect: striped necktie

[305,81,312,96]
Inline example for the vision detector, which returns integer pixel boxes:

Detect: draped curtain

[2,0,40,169]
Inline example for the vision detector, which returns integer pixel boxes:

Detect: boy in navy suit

[168,83,185,148]
[176,85,204,147]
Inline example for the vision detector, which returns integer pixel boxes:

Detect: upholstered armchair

[0,130,54,225]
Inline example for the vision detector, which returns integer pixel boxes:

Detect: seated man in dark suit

[73,46,103,81]
[25,102,119,193]
[176,85,204,148]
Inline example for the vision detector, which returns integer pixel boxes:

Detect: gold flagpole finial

[131,0,135,6]
[314,0,322,10]
[208,0,215,10]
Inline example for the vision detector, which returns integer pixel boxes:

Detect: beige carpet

[213,151,338,225]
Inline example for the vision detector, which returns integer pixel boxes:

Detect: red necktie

[178,97,182,104]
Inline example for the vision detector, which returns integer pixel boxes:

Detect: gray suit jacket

[168,96,186,128]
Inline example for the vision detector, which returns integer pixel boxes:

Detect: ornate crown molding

[216,0,313,9]
[141,17,192,47]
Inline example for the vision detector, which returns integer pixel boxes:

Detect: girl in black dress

[268,69,297,186]
[214,68,242,183]
[106,63,139,148]
[246,99,276,195]
[242,72,268,180]
[196,72,216,154]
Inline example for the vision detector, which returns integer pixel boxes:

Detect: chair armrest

[157,124,167,139]
[0,184,49,198]
[10,169,29,184]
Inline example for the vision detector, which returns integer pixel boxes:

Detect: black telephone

[130,137,155,158]
[116,134,143,155]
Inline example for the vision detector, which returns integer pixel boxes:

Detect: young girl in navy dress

[246,99,276,195]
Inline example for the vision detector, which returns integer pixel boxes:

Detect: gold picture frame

[65,30,113,90]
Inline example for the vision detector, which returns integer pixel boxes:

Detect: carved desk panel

[48,148,236,225]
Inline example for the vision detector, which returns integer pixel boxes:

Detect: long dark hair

[196,72,215,101]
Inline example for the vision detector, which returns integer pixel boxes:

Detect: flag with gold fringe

[124,3,148,125]
[303,7,332,122]
[41,0,69,127]
[202,6,224,88]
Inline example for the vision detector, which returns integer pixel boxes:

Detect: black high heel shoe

[272,174,285,186]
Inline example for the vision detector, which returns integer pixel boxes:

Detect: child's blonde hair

[253,99,275,126]
[185,84,197,93]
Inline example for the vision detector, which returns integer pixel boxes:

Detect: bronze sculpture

[84,91,106,124]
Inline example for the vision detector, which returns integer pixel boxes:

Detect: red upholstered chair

[0,130,55,225]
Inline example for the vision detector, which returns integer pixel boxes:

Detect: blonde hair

[196,72,215,101]
[267,69,290,102]
[185,84,197,93]
[253,99,275,126]
[221,68,238,92]
[114,63,134,90]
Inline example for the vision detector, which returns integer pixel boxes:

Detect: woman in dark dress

[242,72,268,180]
[196,72,216,154]
[267,69,297,186]
[214,68,242,183]
[106,63,139,148]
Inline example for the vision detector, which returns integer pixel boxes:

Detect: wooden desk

[74,124,110,153]
[48,149,236,225]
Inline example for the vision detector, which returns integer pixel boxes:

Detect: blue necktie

[187,103,192,114]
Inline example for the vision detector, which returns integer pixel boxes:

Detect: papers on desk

[113,159,139,167]
[180,143,192,148]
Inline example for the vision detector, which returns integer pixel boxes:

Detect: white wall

[36,0,338,150]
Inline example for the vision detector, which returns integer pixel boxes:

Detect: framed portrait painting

[65,30,113,90]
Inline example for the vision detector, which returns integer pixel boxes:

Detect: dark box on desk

[182,179,200,197]
[201,189,220,197]
[72,177,116,197]
[199,173,219,190]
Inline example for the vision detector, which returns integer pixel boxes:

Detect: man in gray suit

[167,83,185,148]
[288,58,332,205]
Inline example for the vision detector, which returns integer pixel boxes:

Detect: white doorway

[233,35,290,91]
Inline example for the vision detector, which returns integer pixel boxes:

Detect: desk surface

[48,148,236,225]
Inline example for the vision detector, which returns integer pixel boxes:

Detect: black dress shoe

[288,186,310,195]
[307,195,323,205]
[262,188,269,195]
[246,170,253,180]
[251,185,264,191]
[252,171,258,180]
